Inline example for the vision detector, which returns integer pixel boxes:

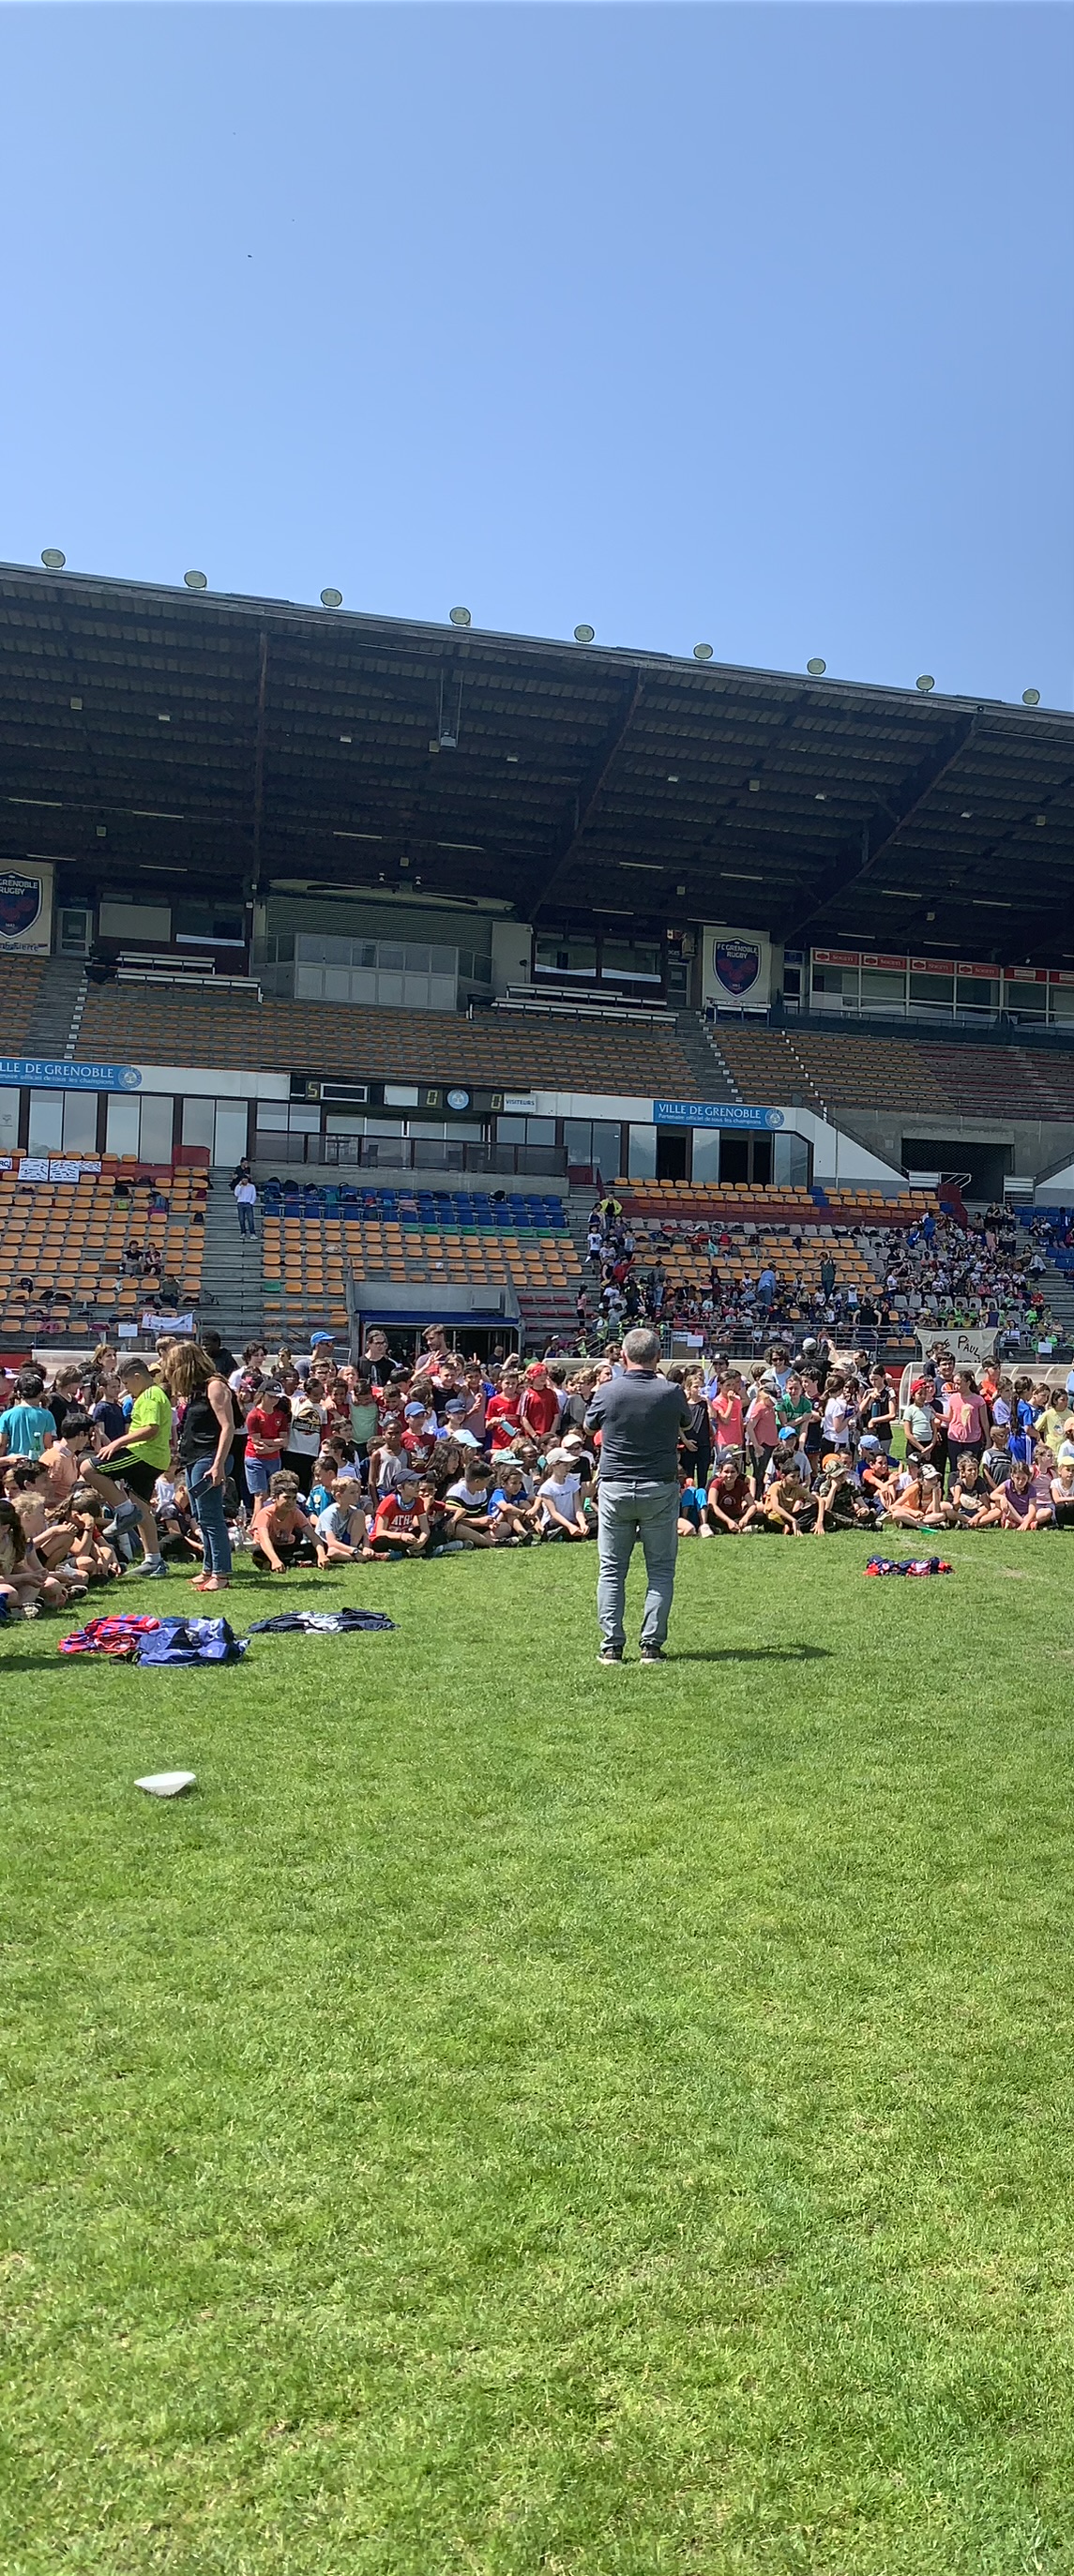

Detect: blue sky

[1,3,1071,704]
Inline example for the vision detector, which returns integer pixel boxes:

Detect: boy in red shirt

[244,1384,291,1500]
[519,1363,561,1444]
[485,1369,523,1450]
[371,1471,431,1558]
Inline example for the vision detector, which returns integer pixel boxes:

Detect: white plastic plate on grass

[135,1771,197,1798]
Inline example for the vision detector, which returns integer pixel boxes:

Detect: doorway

[656,1129,688,1182]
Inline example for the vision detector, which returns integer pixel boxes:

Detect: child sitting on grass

[314,1479,372,1565]
[703,1456,762,1534]
[6,1459,80,1573]
[535,1449,588,1541]
[444,1458,503,1546]
[250,1471,319,1572]
[0,1498,77,1615]
[370,1471,431,1559]
[65,1486,124,1583]
[487,1462,538,1543]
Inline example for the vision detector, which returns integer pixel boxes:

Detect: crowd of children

[2,1322,1074,1614]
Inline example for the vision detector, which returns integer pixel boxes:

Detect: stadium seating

[261,1192,582,1336]
[0,1160,206,1328]
[72,986,701,1094]
[0,957,46,1051]
[714,1026,953,1113]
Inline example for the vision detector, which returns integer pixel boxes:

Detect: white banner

[141,1311,195,1334]
[0,862,53,956]
[18,1158,100,1183]
[701,923,771,1012]
[915,1327,997,1363]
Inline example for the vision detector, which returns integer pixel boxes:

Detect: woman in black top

[161,1342,234,1592]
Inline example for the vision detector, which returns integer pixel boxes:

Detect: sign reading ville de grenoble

[0,1059,142,1091]
[652,1100,784,1130]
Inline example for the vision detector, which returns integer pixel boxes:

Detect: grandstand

[0,1159,205,1333]
[72,983,702,1095]
[261,1186,581,1345]
[1,558,1073,1352]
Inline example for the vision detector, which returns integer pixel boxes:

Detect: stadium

[2,555,1074,1360]
[8,559,1074,2576]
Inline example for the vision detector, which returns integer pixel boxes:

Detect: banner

[915,1327,997,1363]
[0,861,53,956]
[701,924,771,1012]
[141,1312,195,1334]
[0,1059,140,1091]
[653,1100,784,1130]
[18,1157,101,1183]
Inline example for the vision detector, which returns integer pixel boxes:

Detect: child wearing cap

[370,1472,431,1558]
[535,1449,588,1540]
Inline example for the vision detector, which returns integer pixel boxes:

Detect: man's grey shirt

[583,1372,691,1485]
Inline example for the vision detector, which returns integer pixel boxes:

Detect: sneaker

[598,1643,623,1664]
[142,1559,171,1578]
[639,1646,666,1664]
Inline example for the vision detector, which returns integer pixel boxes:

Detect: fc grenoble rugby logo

[0,871,43,939]
[713,936,761,996]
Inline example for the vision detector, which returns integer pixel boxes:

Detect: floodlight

[916,674,935,693]
[184,570,207,592]
[69,697,82,712]
[693,642,713,662]
[1022,688,1040,708]
[506,753,519,763]
[814,792,826,802]
[1036,815,1048,827]
[449,606,472,627]
[667,774,679,784]
[806,657,825,675]
[675,882,686,896]
[573,625,595,643]
[321,588,343,609]
[748,778,761,792]
[41,549,66,569]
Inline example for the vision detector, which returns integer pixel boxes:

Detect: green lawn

[5,1534,1074,2575]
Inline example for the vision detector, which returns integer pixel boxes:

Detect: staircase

[1039,1258,1074,1348]
[23,958,87,1057]
[199,1172,265,1347]
[675,1011,741,1101]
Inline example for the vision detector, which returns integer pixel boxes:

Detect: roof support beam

[251,630,269,883]
[777,709,979,944]
[527,671,644,918]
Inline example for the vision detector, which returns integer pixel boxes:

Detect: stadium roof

[1,559,1072,961]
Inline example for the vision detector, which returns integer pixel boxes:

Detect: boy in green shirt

[84,1357,173,1575]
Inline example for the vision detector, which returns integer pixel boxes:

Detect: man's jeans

[597,1481,679,1651]
[237,1203,257,1237]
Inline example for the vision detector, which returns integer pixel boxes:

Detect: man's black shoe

[639,1646,666,1664]
[598,1644,623,1664]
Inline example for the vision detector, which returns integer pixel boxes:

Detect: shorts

[104,1454,159,1503]
[245,1454,279,1498]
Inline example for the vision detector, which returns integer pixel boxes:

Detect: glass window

[105,1094,141,1157]
[27,1091,64,1155]
[535,933,597,976]
[1050,986,1074,1021]
[61,1092,98,1155]
[811,966,859,998]
[591,1121,622,1172]
[1006,982,1047,1017]
[860,970,905,1006]
[601,941,661,981]
[564,1119,593,1163]
[524,1118,555,1144]
[139,1095,174,1162]
[956,978,999,1012]
[628,1122,658,1178]
[0,1087,19,1149]
[182,1098,216,1149]
[690,1130,721,1185]
[213,1103,249,1167]
[378,944,406,972]
[384,1084,420,1107]
[497,1117,526,1142]
[773,1131,809,1188]
[909,973,954,1005]
[325,1115,369,1136]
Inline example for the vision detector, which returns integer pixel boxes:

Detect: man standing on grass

[584,1326,690,1665]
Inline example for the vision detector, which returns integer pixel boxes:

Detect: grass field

[5,1532,1074,2575]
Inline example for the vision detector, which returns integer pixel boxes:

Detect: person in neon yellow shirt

[83,1357,173,1574]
